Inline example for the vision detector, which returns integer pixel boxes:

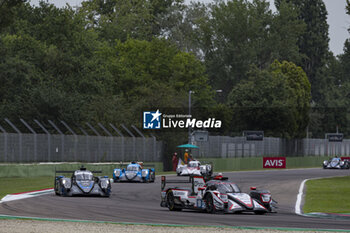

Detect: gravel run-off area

[0,219,338,233]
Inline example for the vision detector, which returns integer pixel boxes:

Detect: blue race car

[113,162,155,183]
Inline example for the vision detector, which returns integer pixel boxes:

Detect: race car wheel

[151,172,155,182]
[205,194,216,214]
[166,191,182,211]
[54,179,60,195]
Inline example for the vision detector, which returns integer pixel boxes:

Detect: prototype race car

[54,167,111,197]
[113,161,155,183]
[160,175,277,214]
[323,157,349,169]
[176,160,213,176]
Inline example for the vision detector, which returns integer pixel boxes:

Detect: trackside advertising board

[263,157,286,168]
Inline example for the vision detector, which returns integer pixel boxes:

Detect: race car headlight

[100,180,109,189]
[142,170,149,177]
[323,161,328,165]
[261,194,271,203]
[340,161,345,166]
[62,179,71,189]
[114,170,120,176]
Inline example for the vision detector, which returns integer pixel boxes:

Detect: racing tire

[54,182,62,196]
[166,191,182,211]
[54,179,60,195]
[204,194,216,214]
[151,173,155,183]
[54,185,59,195]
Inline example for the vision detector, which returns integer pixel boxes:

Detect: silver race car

[323,157,349,169]
[176,160,213,176]
[160,175,277,214]
[55,167,111,197]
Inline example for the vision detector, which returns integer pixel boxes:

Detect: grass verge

[0,176,53,199]
[0,171,176,200]
[303,176,350,213]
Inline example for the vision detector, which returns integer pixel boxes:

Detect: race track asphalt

[0,168,350,230]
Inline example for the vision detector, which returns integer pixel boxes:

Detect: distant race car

[323,157,349,169]
[176,160,213,176]
[54,167,111,197]
[160,175,277,214]
[113,161,155,183]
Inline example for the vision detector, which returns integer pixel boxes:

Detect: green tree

[276,0,330,104]
[178,0,305,102]
[203,0,274,100]
[158,2,208,55]
[79,0,182,43]
[228,60,311,138]
[99,38,214,127]
[0,0,26,31]
[270,0,305,64]
[0,2,117,129]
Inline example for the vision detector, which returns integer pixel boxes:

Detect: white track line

[295,178,308,215]
[0,189,54,204]
[295,177,325,216]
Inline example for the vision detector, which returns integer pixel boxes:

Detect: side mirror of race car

[198,187,205,191]
[250,187,257,190]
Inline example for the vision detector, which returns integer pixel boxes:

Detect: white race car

[160,175,277,214]
[176,160,213,176]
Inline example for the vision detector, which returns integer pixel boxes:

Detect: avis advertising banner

[263,157,286,168]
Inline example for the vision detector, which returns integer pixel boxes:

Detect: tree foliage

[276,0,330,104]
[228,61,310,138]
[0,0,347,139]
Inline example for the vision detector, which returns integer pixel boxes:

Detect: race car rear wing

[55,166,102,175]
[161,175,208,195]
[55,170,102,174]
[161,176,193,191]
[118,161,155,168]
